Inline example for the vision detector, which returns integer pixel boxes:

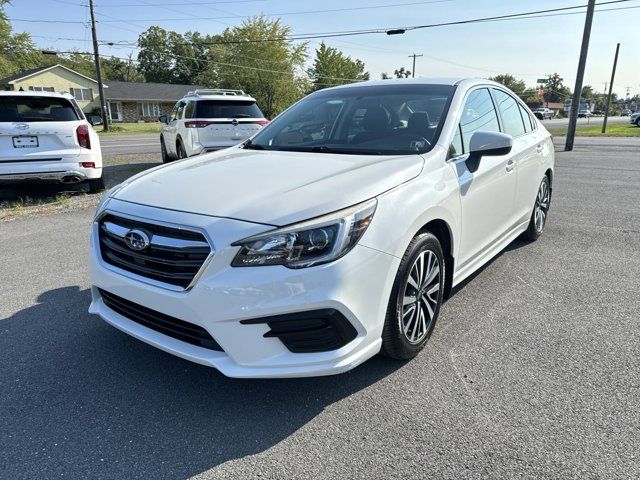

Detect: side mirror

[159,115,168,124]
[466,131,512,173]
[90,115,102,126]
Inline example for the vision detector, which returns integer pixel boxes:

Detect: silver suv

[159,89,267,162]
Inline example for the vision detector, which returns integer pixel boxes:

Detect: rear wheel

[381,232,445,360]
[522,176,550,241]
[88,177,105,194]
[635,118,640,127]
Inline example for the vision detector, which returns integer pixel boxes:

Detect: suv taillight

[185,120,214,128]
[256,119,269,126]
[76,124,91,149]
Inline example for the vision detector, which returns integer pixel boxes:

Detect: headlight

[231,199,377,268]
[94,184,123,218]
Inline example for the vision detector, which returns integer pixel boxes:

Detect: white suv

[159,89,267,161]
[0,91,104,192]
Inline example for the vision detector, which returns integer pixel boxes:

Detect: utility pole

[408,53,423,78]
[565,0,596,152]
[89,0,108,132]
[602,43,620,134]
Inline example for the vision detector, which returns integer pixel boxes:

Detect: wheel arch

[417,219,455,299]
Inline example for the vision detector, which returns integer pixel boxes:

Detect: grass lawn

[547,122,640,137]
[97,122,163,136]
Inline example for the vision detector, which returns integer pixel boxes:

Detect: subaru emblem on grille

[124,229,150,251]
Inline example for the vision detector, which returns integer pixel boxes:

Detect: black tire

[381,232,445,360]
[176,139,187,159]
[635,118,640,127]
[160,136,172,163]
[88,177,105,194]
[522,175,551,242]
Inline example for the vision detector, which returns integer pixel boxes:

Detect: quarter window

[493,89,526,137]
[518,103,534,133]
[138,102,160,117]
[455,88,501,155]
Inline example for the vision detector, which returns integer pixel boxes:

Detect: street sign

[537,78,549,84]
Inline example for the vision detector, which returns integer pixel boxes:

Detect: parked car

[0,91,104,192]
[630,111,640,127]
[577,109,591,118]
[159,89,268,162]
[621,108,632,116]
[533,107,554,120]
[90,78,554,378]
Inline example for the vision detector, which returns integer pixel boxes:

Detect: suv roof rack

[186,89,247,97]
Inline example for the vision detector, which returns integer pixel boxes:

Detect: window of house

[71,88,93,101]
[493,89,526,137]
[29,86,55,92]
[455,88,501,155]
[138,102,160,117]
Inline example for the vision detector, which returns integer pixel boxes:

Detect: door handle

[506,159,515,172]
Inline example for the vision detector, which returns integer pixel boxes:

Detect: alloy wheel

[534,180,550,233]
[400,250,440,344]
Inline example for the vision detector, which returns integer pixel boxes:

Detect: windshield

[247,84,455,155]
[195,100,263,119]
[0,96,80,122]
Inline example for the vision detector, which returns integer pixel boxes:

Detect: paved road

[541,115,628,128]
[100,133,161,156]
[1,138,638,479]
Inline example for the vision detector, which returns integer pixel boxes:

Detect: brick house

[104,81,204,123]
[1,64,202,122]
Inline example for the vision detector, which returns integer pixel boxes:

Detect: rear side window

[493,89,526,137]
[195,100,263,119]
[0,96,80,122]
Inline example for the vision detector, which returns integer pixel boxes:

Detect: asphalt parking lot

[0,137,638,479]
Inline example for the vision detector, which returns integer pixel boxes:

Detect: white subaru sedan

[89,78,554,378]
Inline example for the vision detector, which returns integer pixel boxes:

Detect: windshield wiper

[308,145,382,155]
[243,140,265,150]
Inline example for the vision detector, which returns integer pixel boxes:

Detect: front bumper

[89,199,399,378]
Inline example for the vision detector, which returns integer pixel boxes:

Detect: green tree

[0,0,43,78]
[381,72,391,80]
[211,17,308,118]
[489,73,526,94]
[137,26,177,83]
[544,73,571,103]
[393,67,411,78]
[307,42,368,92]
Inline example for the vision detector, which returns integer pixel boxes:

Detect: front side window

[247,84,455,155]
[138,102,160,117]
[455,88,501,155]
[72,88,93,101]
[493,89,526,137]
[0,96,80,122]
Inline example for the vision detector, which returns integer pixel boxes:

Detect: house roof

[0,64,100,85]
[105,80,205,102]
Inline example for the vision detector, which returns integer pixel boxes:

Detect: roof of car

[0,90,74,99]
[181,89,256,102]
[320,77,501,92]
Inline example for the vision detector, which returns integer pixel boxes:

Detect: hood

[113,147,424,225]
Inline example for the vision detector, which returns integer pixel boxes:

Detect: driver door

[449,87,517,270]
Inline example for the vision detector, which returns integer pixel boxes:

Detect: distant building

[0,64,203,122]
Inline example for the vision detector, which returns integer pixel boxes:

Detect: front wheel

[635,118,640,127]
[381,232,445,360]
[522,176,551,241]
[160,136,171,163]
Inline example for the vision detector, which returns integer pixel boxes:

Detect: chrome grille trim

[94,210,215,292]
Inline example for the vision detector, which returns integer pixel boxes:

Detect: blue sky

[6,0,638,97]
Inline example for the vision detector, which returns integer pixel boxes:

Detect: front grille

[98,214,211,289]
[99,289,223,351]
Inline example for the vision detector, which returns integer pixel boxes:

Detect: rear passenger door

[491,88,540,224]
